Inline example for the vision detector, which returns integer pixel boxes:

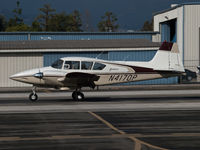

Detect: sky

[0,0,198,31]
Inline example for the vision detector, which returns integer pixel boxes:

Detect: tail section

[150,41,185,72]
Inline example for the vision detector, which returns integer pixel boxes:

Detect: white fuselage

[10,57,178,89]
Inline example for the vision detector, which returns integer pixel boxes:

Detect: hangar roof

[154,2,200,16]
[0,39,160,50]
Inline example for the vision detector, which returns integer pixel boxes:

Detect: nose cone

[9,74,19,81]
[10,72,23,81]
[10,69,40,83]
[10,72,25,79]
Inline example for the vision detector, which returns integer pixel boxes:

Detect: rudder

[150,41,184,72]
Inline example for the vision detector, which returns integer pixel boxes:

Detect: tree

[6,24,31,32]
[72,10,82,31]
[48,12,70,31]
[141,19,153,31]
[98,12,119,32]
[31,20,42,31]
[8,0,23,27]
[36,4,56,31]
[48,10,82,32]
[67,10,82,32]
[83,10,93,32]
[0,15,7,31]
[6,0,31,31]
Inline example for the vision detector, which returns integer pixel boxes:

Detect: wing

[58,72,100,89]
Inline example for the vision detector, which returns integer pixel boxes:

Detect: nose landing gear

[29,86,38,102]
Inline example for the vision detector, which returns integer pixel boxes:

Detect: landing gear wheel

[187,76,192,81]
[72,91,84,100]
[29,93,38,102]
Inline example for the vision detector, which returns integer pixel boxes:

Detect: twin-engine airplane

[10,41,185,101]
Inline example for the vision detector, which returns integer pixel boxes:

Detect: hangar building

[154,2,200,72]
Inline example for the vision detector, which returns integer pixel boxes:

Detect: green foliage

[6,24,31,32]
[70,10,82,32]
[98,11,119,32]
[31,20,42,31]
[36,4,56,31]
[48,12,69,31]
[0,15,7,31]
[35,5,82,32]
[38,9,83,32]
[8,0,23,27]
[141,19,153,31]
[1,2,123,32]
[5,0,29,31]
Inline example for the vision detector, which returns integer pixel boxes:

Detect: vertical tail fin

[150,41,185,72]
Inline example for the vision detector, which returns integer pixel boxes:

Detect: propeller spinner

[33,69,43,79]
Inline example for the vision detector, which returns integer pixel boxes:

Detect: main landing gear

[72,89,84,100]
[28,87,85,101]
[29,86,38,102]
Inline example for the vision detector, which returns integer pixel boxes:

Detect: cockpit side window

[51,59,63,69]
[93,62,106,70]
[64,61,80,70]
[81,61,93,70]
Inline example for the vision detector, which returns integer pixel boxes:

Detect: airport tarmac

[0,90,200,150]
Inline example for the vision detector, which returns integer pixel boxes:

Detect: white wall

[184,5,200,71]
[0,53,43,87]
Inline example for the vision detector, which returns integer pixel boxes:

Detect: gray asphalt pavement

[0,90,200,150]
[1,83,200,93]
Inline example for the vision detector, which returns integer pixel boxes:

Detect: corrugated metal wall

[184,5,200,72]
[0,53,43,87]
[31,33,154,41]
[108,50,157,61]
[161,23,170,42]
[0,33,28,41]
[0,32,157,41]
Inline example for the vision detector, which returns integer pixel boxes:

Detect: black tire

[72,91,84,100]
[29,93,38,102]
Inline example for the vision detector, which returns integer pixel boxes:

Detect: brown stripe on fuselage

[130,66,156,73]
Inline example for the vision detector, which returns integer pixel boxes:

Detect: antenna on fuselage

[95,51,104,59]
[123,55,131,61]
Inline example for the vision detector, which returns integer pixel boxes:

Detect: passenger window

[81,61,93,70]
[93,62,106,70]
[64,61,80,70]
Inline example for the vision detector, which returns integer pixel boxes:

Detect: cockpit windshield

[51,59,63,69]
[93,62,106,70]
